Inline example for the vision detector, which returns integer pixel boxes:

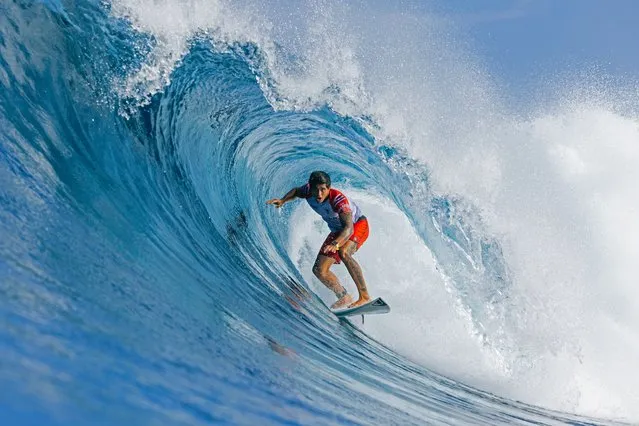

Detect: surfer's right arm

[266,187,302,208]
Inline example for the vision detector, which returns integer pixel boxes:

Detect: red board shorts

[319,217,369,264]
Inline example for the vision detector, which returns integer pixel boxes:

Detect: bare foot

[348,296,371,308]
[331,294,353,309]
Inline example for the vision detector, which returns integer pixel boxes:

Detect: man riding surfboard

[266,171,371,309]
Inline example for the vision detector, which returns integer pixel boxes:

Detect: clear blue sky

[426,0,639,96]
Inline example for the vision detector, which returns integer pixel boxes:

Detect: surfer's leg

[339,241,371,308]
[312,254,352,309]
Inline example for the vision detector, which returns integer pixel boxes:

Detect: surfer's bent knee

[312,258,332,278]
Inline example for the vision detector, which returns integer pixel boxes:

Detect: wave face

[1,0,638,424]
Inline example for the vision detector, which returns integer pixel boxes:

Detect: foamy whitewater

[1,0,638,424]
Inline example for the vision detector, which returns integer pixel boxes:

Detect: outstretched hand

[266,198,284,208]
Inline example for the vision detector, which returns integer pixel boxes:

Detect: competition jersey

[297,184,363,233]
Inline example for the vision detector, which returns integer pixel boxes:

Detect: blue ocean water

[0,1,630,424]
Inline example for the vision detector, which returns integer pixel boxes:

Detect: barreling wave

[1,0,637,424]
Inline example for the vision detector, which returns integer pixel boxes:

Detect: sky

[426,0,639,99]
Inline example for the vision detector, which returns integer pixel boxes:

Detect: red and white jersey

[297,184,363,232]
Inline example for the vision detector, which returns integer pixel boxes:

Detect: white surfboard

[332,297,390,318]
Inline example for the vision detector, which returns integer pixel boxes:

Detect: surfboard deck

[331,297,390,318]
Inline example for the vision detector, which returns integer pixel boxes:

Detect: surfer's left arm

[325,212,354,253]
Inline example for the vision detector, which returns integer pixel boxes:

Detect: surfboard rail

[332,297,390,318]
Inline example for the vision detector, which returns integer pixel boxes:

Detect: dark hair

[308,171,331,187]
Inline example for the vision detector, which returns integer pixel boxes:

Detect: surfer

[266,171,371,309]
